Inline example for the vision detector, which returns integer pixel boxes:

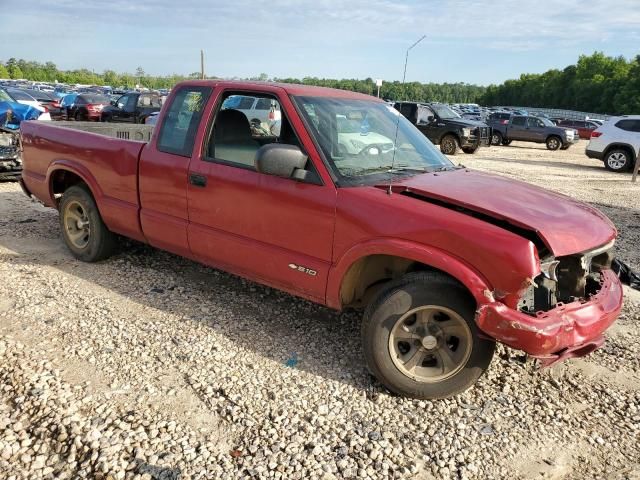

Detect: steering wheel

[357,143,390,157]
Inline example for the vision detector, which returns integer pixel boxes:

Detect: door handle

[189,173,207,187]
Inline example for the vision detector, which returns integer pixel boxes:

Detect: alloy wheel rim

[607,153,626,170]
[64,201,91,249]
[492,134,500,145]
[549,139,559,149]
[443,139,454,154]
[388,306,472,383]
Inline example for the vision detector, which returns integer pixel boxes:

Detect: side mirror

[110,100,116,106]
[255,144,311,181]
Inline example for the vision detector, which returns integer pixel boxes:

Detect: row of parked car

[0,80,167,124]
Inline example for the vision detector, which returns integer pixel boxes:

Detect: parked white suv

[586,116,640,172]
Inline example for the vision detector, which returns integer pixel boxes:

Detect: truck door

[508,116,527,140]
[186,88,336,302]
[138,85,213,257]
[526,117,545,141]
[416,105,441,144]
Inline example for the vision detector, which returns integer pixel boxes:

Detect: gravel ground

[0,139,639,479]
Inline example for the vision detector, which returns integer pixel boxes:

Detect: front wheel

[362,272,495,399]
[59,185,116,262]
[491,132,503,145]
[546,136,562,150]
[440,135,459,155]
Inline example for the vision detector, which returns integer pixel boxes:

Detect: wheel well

[441,132,459,142]
[339,254,471,309]
[51,170,86,200]
[546,134,561,142]
[604,144,635,160]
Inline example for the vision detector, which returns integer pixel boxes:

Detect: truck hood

[442,118,487,128]
[380,168,616,257]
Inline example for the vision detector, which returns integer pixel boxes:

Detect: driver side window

[116,95,129,109]
[205,92,305,171]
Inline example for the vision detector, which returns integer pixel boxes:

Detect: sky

[1,0,640,85]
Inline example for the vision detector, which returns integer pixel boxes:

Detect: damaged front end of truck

[476,240,623,366]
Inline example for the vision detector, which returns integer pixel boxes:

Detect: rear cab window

[157,86,212,157]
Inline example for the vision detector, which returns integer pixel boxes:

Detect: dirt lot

[0,140,639,480]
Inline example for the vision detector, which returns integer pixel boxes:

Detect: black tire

[546,135,562,150]
[362,272,495,399]
[604,148,632,172]
[440,134,459,155]
[58,185,116,262]
[74,111,85,122]
[462,145,479,154]
[101,114,111,123]
[491,132,503,145]
[501,139,512,146]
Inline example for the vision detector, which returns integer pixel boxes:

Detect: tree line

[0,58,485,103]
[1,52,638,114]
[478,52,640,115]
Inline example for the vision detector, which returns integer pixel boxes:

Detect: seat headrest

[215,109,253,143]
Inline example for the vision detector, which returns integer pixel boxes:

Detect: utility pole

[402,35,426,100]
[200,50,205,80]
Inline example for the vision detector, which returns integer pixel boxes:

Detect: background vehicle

[221,95,282,133]
[19,80,622,400]
[557,119,599,139]
[0,127,21,181]
[19,89,62,119]
[586,116,640,172]
[2,87,51,121]
[67,93,111,121]
[101,92,163,123]
[491,115,577,150]
[393,101,491,155]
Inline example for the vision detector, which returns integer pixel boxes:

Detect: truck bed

[20,121,152,242]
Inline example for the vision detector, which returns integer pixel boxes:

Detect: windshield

[539,117,555,127]
[431,104,460,119]
[0,89,14,103]
[293,96,454,184]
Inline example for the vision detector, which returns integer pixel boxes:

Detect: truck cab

[101,92,164,123]
[393,101,491,155]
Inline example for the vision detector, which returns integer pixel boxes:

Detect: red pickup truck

[19,80,623,399]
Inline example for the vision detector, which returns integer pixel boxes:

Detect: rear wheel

[491,132,503,145]
[440,135,459,155]
[546,135,562,150]
[361,272,495,399]
[604,149,632,172]
[59,185,116,262]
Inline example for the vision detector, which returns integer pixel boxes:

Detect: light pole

[402,34,426,85]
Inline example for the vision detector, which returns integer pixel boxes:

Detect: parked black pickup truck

[491,115,578,150]
[393,101,491,155]
[100,92,163,124]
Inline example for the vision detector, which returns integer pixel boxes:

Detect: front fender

[326,238,494,310]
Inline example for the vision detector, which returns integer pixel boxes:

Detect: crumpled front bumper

[475,269,623,365]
